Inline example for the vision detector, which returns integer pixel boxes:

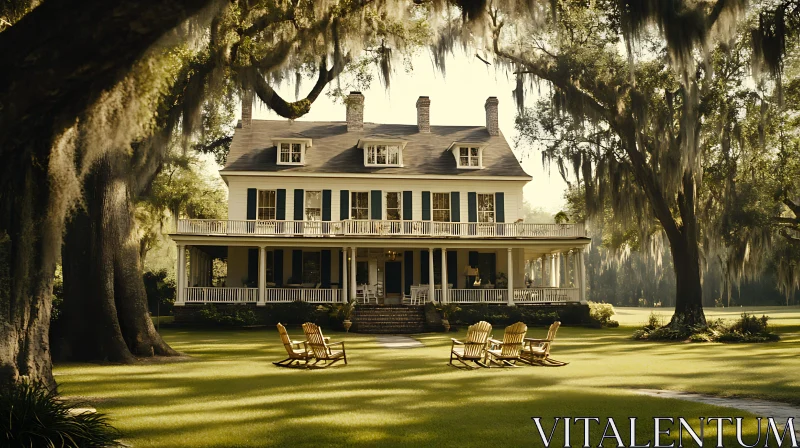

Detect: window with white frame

[385,192,401,220]
[365,144,402,166]
[278,142,304,165]
[257,190,276,220]
[305,191,321,221]
[477,193,495,223]
[351,192,369,220]
[432,193,450,222]
[458,146,481,168]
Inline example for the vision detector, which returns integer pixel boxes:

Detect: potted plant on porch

[341,299,356,332]
[437,303,461,332]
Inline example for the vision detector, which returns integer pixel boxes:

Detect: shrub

[197,305,258,326]
[588,301,617,327]
[264,301,327,325]
[143,269,176,315]
[0,380,123,448]
[633,312,780,343]
[450,304,561,326]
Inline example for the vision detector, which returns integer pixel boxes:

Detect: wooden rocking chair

[449,321,492,368]
[302,322,348,368]
[521,321,568,366]
[273,323,312,368]
[486,322,528,367]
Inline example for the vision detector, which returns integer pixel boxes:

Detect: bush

[1,380,123,448]
[143,269,176,316]
[197,305,258,326]
[633,312,780,343]
[263,301,329,326]
[450,304,562,327]
[588,301,617,327]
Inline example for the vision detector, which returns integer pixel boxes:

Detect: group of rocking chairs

[273,322,348,369]
[449,321,567,369]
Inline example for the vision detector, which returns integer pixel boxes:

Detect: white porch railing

[185,287,259,303]
[514,287,580,303]
[264,288,340,303]
[177,219,586,239]
[448,289,509,304]
[181,287,340,304]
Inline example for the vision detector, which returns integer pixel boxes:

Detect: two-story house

[171,92,590,312]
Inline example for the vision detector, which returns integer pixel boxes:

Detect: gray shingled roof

[221,120,530,177]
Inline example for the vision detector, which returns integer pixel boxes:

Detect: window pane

[306,191,321,208]
[367,146,376,164]
[302,252,321,284]
[460,156,469,166]
[460,147,469,157]
[470,147,479,157]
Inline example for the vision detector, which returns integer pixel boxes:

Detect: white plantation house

[170,92,590,321]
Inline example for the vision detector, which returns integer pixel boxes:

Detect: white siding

[226,176,528,222]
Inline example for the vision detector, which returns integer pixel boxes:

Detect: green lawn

[55,308,800,447]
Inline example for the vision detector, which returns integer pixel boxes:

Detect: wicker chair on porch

[520,321,568,366]
[486,322,528,367]
[449,321,492,368]
[302,322,348,368]
[273,323,312,368]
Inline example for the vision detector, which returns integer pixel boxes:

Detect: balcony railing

[176,219,586,239]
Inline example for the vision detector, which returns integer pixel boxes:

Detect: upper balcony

[175,219,586,239]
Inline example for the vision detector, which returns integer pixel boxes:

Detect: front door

[385,261,402,295]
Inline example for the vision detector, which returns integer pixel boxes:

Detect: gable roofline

[219,170,532,181]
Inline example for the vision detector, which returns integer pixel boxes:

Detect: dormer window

[358,138,406,167]
[449,142,485,169]
[273,138,312,166]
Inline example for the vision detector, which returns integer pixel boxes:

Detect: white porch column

[349,247,357,302]
[428,248,435,303]
[579,248,587,302]
[175,244,186,306]
[507,248,515,305]
[548,254,555,287]
[540,255,546,287]
[257,246,266,306]
[572,250,579,287]
[341,248,348,303]
[441,248,448,304]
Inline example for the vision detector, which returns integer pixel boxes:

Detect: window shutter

[293,189,304,220]
[322,190,332,221]
[321,250,331,288]
[420,250,429,284]
[247,249,258,286]
[402,191,413,220]
[468,192,477,222]
[422,191,431,221]
[495,192,505,222]
[340,190,349,220]
[292,250,302,283]
[370,190,382,220]
[338,250,343,288]
[274,249,284,287]
[276,189,286,220]
[247,189,257,220]
[447,250,458,288]
[450,192,460,222]
[404,251,414,295]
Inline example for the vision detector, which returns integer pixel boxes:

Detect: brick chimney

[346,91,364,132]
[485,96,499,136]
[416,96,431,133]
[240,89,253,128]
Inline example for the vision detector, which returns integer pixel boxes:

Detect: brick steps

[352,305,427,334]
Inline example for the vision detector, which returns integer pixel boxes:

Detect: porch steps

[351,305,427,334]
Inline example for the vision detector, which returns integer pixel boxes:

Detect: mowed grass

[55,308,800,447]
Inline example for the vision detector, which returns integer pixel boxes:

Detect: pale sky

[249,49,569,213]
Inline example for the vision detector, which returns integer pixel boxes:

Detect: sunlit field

[55,308,800,447]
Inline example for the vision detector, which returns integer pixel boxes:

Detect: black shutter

[293,189,304,220]
[322,190,332,221]
[450,192,460,222]
[448,250,458,288]
[422,191,431,220]
[274,249,284,287]
[338,250,343,289]
[420,250,429,284]
[340,190,349,220]
[247,189,257,220]
[321,250,331,288]
[468,192,477,222]
[292,250,303,283]
[371,190,382,220]
[276,189,286,220]
[247,249,258,286]
[402,191,413,220]
[404,251,414,295]
[495,192,505,222]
